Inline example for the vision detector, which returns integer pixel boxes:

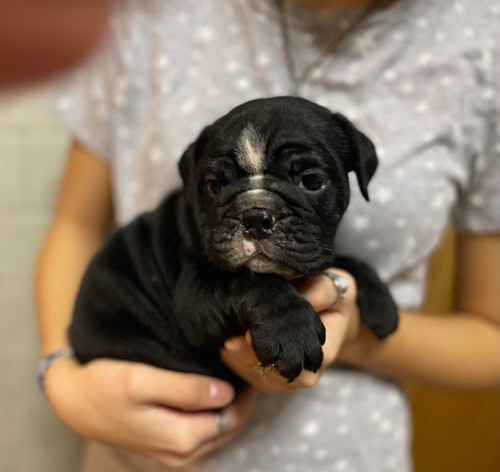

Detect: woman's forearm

[35,220,105,355]
[35,142,113,356]
[339,310,500,390]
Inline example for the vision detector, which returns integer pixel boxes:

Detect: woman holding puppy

[36,0,499,470]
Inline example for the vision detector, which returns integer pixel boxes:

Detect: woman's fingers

[296,269,360,343]
[294,269,357,312]
[221,268,361,393]
[222,335,319,392]
[45,357,250,468]
[152,387,258,468]
[117,362,235,410]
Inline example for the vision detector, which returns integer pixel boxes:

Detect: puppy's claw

[276,345,323,382]
[303,347,324,374]
[276,361,304,383]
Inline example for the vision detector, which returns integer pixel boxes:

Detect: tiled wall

[0,89,83,471]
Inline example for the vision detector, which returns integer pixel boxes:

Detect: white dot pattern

[48,0,500,470]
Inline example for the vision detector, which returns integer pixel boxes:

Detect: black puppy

[70,96,398,387]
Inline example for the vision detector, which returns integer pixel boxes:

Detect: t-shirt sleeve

[453,150,500,234]
[453,47,500,234]
[47,43,116,161]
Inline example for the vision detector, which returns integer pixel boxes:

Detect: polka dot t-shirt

[51,0,500,471]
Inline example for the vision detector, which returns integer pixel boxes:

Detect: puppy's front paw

[334,255,399,339]
[250,298,326,382]
[359,289,399,339]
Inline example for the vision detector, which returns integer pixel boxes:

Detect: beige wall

[0,89,82,472]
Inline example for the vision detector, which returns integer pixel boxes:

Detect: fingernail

[209,381,234,404]
[224,338,240,352]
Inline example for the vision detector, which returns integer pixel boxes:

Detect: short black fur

[70,97,398,387]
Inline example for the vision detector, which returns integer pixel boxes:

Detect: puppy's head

[178,96,377,278]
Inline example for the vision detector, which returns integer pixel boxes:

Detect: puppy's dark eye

[298,173,327,192]
[206,178,224,195]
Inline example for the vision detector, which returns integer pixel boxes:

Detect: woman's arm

[36,140,113,355]
[36,141,255,468]
[338,234,500,390]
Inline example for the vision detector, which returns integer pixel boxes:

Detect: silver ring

[321,271,349,308]
[214,410,232,435]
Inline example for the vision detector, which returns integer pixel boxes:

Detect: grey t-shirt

[51,0,500,470]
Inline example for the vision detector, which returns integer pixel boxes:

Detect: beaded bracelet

[37,347,74,397]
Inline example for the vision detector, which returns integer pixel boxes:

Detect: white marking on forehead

[248,175,264,190]
[235,125,265,174]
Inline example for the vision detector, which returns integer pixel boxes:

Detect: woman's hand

[220,268,360,393]
[45,357,257,468]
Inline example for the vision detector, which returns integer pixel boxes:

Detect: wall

[0,89,82,472]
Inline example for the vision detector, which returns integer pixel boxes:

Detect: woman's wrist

[337,310,406,368]
[37,347,75,397]
[337,328,378,364]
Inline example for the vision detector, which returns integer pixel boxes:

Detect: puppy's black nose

[241,208,275,239]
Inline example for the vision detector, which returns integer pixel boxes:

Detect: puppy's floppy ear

[332,113,378,201]
[178,125,213,185]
